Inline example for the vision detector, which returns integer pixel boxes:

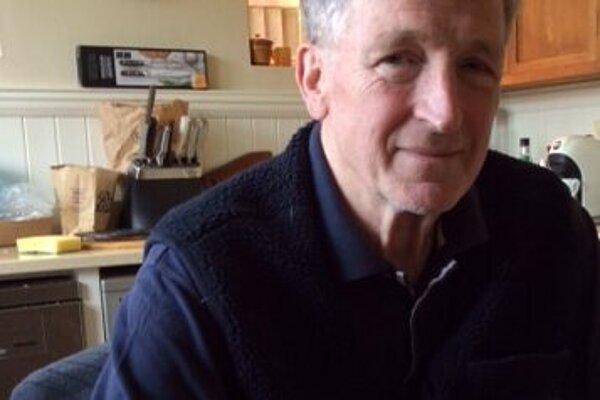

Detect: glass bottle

[519,137,532,163]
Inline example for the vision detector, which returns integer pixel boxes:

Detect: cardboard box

[77,45,208,89]
[0,217,54,247]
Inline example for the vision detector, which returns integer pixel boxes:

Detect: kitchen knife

[135,85,157,165]
[155,123,172,167]
[175,116,191,164]
[191,118,208,165]
[185,119,200,165]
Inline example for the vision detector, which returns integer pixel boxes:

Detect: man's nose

[413,66,463,134]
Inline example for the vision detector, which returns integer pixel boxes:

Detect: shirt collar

[308,122,488,282]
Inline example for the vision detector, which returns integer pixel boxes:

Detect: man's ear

[295,44,328,120]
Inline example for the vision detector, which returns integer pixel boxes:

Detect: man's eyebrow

[373,30,427,49]
[362,30,425,63]
[465,39,504,59]
[363,29,503,64]
[378,33,504,61]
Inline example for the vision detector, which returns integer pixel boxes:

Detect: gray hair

[300,0,521,45]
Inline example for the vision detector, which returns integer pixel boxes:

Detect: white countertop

[0,245,144,278]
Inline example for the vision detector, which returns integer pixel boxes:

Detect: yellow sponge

[17,235,82,254]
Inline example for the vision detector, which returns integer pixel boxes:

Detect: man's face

[316,0,506,217]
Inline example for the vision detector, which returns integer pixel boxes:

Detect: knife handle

[185,120,200,164]
[155,124,172,167]
[175,116,191,164]
[144,118,158,160]
[190,118,208,165]
[136,117,157,164]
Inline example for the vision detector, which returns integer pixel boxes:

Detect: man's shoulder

[151,126,314,247]
[475,150,593,244]
[155,156,285,241]
[477,150,573,211]
[479,150,563,187]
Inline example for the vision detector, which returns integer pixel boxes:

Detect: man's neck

[376,209,438,287]
[336,179,439,286]
[320,126,441,286]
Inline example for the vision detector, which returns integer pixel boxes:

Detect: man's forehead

[345,0,505,48]
[347,0,505,24]
[350,0,503,9]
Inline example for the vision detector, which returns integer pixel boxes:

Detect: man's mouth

[397,147,463,158]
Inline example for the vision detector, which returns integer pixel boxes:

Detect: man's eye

[381,53,421,67]
[376,53,422,82]
[461,59,499,81]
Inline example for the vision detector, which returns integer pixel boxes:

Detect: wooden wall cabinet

[502,0,600,90]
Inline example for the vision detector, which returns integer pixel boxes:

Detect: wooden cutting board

[82,239,145,251]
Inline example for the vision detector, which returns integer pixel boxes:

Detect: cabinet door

[502,0,600,89]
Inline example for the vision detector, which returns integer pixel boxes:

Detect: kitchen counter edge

[0,245,144,278]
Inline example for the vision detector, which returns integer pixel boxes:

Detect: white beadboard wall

[3,81,600,201]
[495,81,600,164]
[0,89,309,200]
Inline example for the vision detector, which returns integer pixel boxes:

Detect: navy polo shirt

[308,123,488,292]
[308,124,393,282]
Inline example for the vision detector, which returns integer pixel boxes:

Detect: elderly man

[92,0,599,398]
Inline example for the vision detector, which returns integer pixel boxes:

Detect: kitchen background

[1,0,600,201]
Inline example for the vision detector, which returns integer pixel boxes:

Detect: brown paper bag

[51,165,121,234]
[97,100,188,173]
